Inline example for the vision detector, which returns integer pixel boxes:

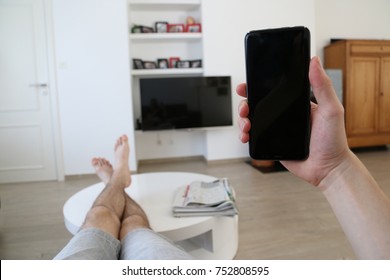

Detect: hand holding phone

[245,26,311,160]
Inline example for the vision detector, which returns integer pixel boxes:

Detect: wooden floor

[1,147,390,260]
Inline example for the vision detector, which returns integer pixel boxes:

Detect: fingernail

[315,56,323,68]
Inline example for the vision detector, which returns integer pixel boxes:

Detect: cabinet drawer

[351,44,390,54]
[383,45,390,53]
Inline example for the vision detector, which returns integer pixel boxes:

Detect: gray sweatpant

[54,228,193,260]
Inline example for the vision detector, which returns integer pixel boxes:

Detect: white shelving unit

[128,0,204,128]
[132,68,203,77]
[130,32,202,41]
[129,0,201,11]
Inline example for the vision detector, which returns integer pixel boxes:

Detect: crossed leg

[55,135,192,260]
[83,135,150,239]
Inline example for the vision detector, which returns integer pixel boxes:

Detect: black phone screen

[245,27,311,160]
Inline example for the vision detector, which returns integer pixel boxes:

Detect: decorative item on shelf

[133,58,144,69]
[190,59,202,68]
[131,24,154,33]
[176,60,191,68]
[186,23,202,33]
[131,25,142,33]
[143,61,157,69]
[169,57,180,68]
[186,16,196,25]
[167,24,185,33]
[155,22,168,33]
[157,58,169,69]
[141,26,154,33]
[185,16,201,33]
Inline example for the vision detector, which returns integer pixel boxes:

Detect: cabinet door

[379,57,390,132]
[347,57,380,135]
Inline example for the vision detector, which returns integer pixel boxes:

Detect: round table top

[63,172,219,240]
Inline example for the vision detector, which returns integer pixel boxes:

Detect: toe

[92,157,99,166]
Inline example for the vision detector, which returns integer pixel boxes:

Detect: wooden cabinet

[325,40,390,148]
[380,57,390,133]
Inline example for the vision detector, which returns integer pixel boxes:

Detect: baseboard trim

[138,156,249,166]
[206,157,250,165]
[138,156,206,166]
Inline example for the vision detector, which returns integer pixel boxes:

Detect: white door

[0,0,57,183]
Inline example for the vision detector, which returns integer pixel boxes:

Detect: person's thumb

[309,56,341,109]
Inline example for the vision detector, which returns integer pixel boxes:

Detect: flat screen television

[139,76,233,131]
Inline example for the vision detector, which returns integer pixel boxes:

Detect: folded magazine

[172,178,238,217]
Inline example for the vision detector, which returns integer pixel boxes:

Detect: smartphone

[245,26,311,160]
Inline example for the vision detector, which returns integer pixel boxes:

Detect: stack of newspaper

[172,178,238,217]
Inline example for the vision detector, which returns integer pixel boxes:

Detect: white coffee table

[63,172,238,259]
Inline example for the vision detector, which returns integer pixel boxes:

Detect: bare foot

[110,135,131,188]
[92,157,113,185]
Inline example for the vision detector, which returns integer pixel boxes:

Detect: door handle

[29,83,48,88]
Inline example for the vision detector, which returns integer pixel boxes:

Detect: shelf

[130,33,202,41]
[129,0,200,11]
[135,126,234,134]
[128,0,204,135]
[132,68,203,77]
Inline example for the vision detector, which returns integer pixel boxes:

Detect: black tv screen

[140,76,233,131]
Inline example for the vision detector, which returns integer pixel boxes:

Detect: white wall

[135,130,206,160]
[315,0,390,61]
[52,0,137,174]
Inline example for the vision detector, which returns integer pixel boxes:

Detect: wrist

[317,149,357,192]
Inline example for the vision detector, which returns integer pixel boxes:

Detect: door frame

[42,0,65,181]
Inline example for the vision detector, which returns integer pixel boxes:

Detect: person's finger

[239,117,251,133]
[236,83,247,98]
[309,56,341,110]
[238,99,249,118]
[239,131,250,143]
